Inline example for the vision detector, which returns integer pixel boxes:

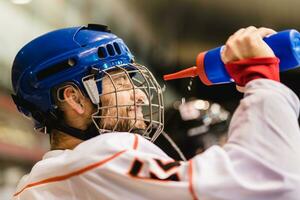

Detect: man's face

[98,69,148,132]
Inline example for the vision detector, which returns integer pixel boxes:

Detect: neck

[50,129,83,150]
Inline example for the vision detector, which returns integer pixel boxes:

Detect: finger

[226,28,246,45]
[231,28,246,39]
[240,26,257,37]
[221,46,233,64]
[256,27,277,38]
[223,28,246,57]
[225,27,253,61]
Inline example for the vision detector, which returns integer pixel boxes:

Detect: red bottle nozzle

[163,52,213,85]
[163,66,198,81]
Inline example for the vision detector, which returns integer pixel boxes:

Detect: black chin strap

[46,112,100,141]
[12,94,100,141]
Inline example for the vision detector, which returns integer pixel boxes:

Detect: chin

[99,117,146,132]
[132,120,147,130]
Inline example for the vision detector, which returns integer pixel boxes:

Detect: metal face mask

[83,63,164,142]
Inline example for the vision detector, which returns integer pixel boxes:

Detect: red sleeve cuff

[225,57,280,86]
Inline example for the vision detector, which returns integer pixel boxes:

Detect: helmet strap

[11,94,100,141]
[47,117,100,141]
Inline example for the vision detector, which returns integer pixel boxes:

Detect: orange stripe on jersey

[133,134,139,150]
[14,150,126,197]
[188,160,198,200]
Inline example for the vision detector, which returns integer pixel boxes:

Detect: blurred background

[0,0,300,198]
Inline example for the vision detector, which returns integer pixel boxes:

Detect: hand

[221,26,276,64]
[220,26,279,92]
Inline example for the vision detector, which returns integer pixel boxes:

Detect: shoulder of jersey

[74,132,136,153]
[75,132,168,157]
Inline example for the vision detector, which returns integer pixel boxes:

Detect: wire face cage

[83,63,164,142]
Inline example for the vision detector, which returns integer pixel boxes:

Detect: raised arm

[190,27,300,200]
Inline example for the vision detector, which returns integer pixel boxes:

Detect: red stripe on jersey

[133,134,139,150]
[14,150,126,197]
[188,160,198,200]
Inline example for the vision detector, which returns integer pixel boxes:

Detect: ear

[63,86,85,114]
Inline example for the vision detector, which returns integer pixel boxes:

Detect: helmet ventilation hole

[113,42,121,55]
[98,46,107,58]
[106,44,116,56]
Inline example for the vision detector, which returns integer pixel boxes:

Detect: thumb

[256,27,277,38]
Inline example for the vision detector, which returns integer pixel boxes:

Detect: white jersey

[13,79,300,200]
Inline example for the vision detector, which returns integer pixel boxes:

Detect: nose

[132,87,148,105]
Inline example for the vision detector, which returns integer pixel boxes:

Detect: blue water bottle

[163,29,300,85]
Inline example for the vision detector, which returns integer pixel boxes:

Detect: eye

[115,81,131,89]
[123,83,133,89]
[116,82,124,87]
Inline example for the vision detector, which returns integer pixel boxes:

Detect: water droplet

[162,84,166,92]
[187,78,193,91]
[181,97,186,104]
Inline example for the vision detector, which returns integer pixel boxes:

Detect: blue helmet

[11,24,164,141]
[12,24,134,115]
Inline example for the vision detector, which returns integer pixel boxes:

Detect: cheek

[116,91,131,106]
[86,101,96,116]
[100,92,130,116]
[101,91,131,105]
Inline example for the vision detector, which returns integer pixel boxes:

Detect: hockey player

[12,25,300,199]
